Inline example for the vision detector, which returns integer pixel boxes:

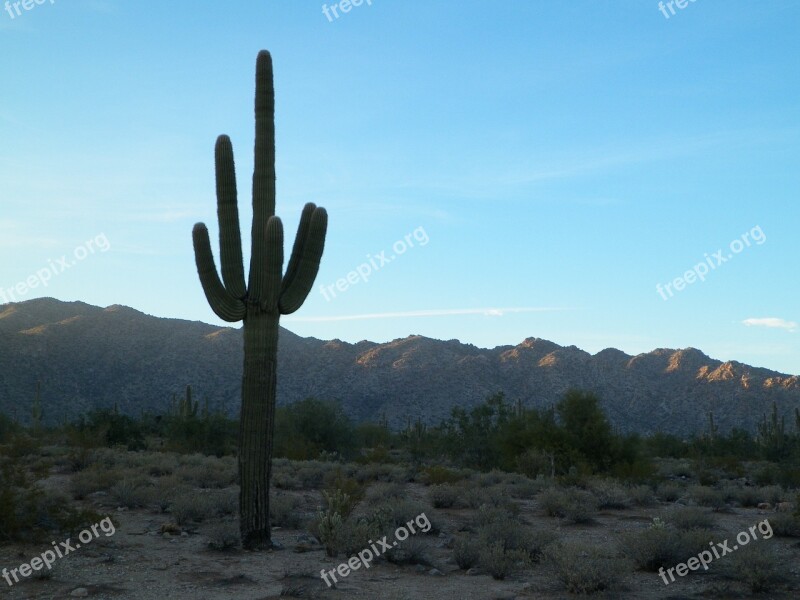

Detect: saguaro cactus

[192,50,328,549]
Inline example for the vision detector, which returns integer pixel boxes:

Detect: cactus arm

[215,135,247,299]
[256,216,284,312]
[279,206,328,314]
[192,223,247,322]
[281,202,316,296]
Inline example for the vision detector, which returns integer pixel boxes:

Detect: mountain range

[1,298,798,436]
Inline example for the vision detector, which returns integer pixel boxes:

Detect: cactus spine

[192,51,328,549]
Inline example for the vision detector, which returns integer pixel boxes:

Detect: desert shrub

[385,536,429,565]
[769,512,800,537]
[270,493,302,529]
[563,488,598,524]
[273,398,357,460]
[506,477,547,499]
[688,485,725,510]
[316,510,344,557]
[355,463,411,484]
[629,485,656,506]
[622,525,709,572]
[0,456,107,542]
[206,522,240,551]
[477,511,555,562]
[668,506,716,531]
[429,484,459,508]
[323,471,366,509]
[206,488,238,517]
[545,541,628,594]
[148,477,192,513]
[656,482,683,502]
[175,457,236,489]
[419,465,466,486]
[75,410,146,451]
[170,494,214,525]
[146,454,178,477]
[478,541,530,580]
[464,485,514,510]
[110,478,152,509]
[295,461,332,490]
[366,482,406,503]
[758,485,784,505]
[657,458,693,479]
[725,545,785,593]
[334,516,381,557]
[70,465,130,499]
[753,463,782,486]
[538,487,568,517]
[453,536,481,570]
[321,489,358,520]
[730,484,761,507]
[516,448,556,479]
[477,469,508,487]
[371,498,439,534]
[588,479,629,509]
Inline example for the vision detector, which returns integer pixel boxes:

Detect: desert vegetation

[1,389,799,597]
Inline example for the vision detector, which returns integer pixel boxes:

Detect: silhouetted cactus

[192,50,327,549]
[757,401,787,459]
[31,381,43,433]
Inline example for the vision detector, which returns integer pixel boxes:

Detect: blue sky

[1,0,798,374]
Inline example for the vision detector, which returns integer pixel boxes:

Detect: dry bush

[724,544,785,593]
[270,493,303,529]
[588,479,629,509]
[668,506,717,531]
[545,541,629,594]
[453,536,481,570]
[428,484,459,508]
[479,541,530,580]
[385,537,429,566]
[628,484,656,507]
[110,477,153,509]
[688,485,726,510]
[655,482,683,502]
[769,512,800,537]
[206,522,240,551]
[170,494,215,525]
[622,525,710,572]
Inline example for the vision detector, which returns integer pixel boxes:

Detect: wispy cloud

[284,306,573,323]
[742,317,797,332]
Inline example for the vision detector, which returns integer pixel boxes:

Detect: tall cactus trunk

[239,308,280,547]
[192,50,328,550]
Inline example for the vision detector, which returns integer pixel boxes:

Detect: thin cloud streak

[284,307,574,323]
[742,317,798,332]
